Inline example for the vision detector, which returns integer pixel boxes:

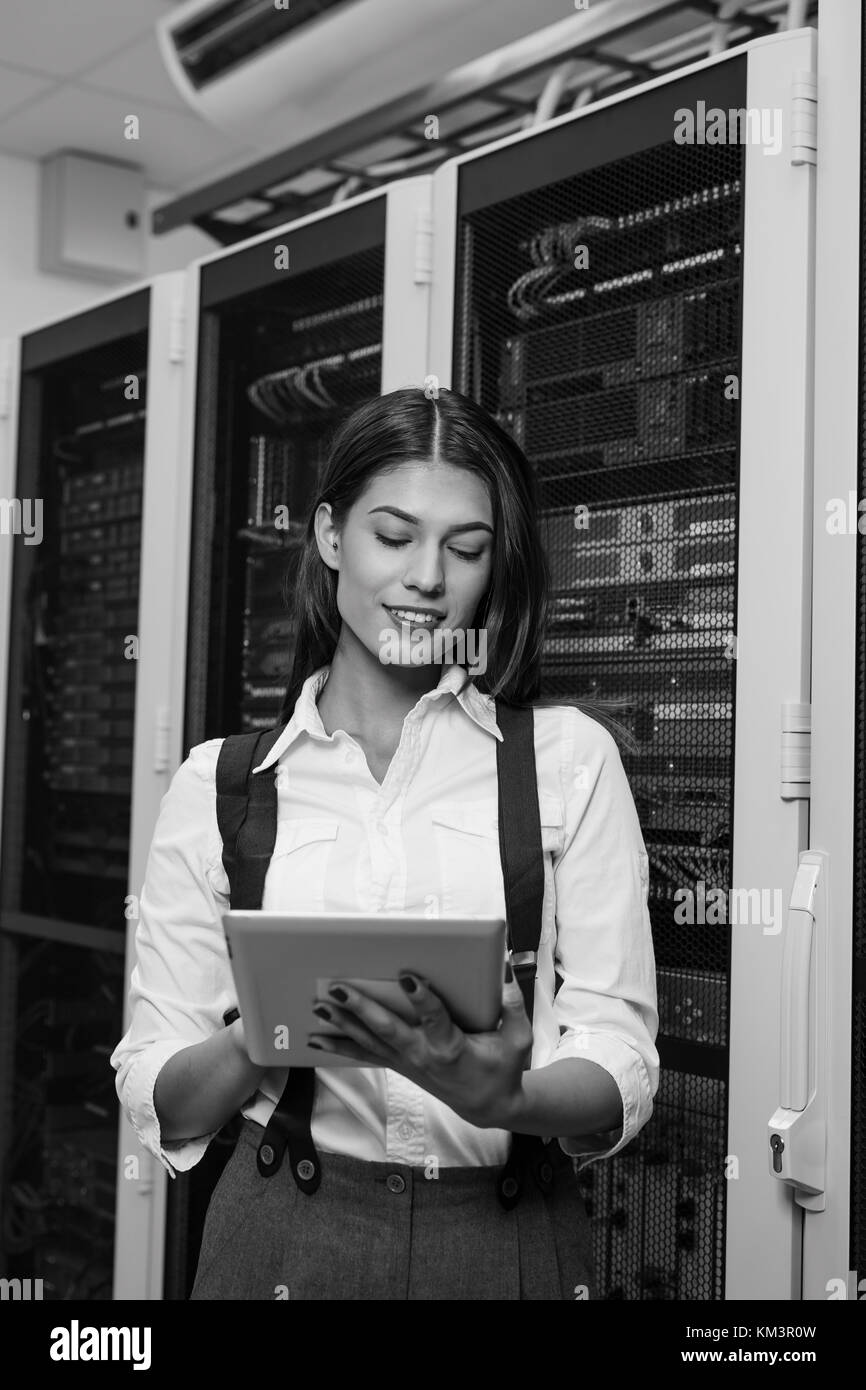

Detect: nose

[399,541,446,598]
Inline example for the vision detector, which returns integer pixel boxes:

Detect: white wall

[0,150,214,339]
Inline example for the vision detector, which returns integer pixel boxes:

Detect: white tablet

[222,910,508,1068]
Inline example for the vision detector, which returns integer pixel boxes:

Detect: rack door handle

[767,849,828,1211]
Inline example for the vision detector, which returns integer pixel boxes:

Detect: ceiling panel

[0,65,55,121]
[0,84,254,184]
[82,31,191,111]
[0,0,164,77]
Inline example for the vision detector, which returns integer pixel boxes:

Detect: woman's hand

[307,969,533,1130]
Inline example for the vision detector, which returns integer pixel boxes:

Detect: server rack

[430,29,817,1298]
[0,286,154,1300]
[141,180,434,1299]
[800,0,862,1300]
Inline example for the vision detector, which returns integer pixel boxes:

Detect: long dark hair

[278,385,635,750]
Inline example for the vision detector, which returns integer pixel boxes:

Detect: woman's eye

[374,533,483,563]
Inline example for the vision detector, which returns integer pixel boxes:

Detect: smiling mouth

[383,606,444,627]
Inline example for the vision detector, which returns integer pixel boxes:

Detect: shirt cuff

[122,1040,221,1178]
[550,1029,655,1171]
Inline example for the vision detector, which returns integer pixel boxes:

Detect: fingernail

[505,962,513,983]
[329,986,348,1003]
[399,974,417,993]
[313,1005,331,1020]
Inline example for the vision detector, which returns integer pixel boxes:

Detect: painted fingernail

[329,985,348,1003]
[313,1005,331,1021]
[400,974,417,993]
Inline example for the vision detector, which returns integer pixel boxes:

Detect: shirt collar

[251,661,503,774]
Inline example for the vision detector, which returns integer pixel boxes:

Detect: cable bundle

[248,342,381,425]
[507,215,614,322]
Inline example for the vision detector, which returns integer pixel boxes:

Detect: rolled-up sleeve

[551,708,659,1169]
[110,739,236,1178]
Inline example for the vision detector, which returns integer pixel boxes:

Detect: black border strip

[456,55,747,219]
[199,194,387,308]
[20,288,150,372]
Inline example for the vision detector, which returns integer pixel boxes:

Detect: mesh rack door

[166,197,388,1298]
[452,60,748,1300]
[0,292,151,1299]
[185,197,387,748]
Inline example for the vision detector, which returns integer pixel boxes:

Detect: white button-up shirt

[111,662,659,1178]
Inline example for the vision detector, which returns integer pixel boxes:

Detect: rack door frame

[801,0,862,1303]
[0,275,173,1300]
[130,180,435,1298]
[428,26,818,1301]
[112,267,199,1300]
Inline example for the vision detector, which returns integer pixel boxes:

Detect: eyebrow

[367,506,493,536]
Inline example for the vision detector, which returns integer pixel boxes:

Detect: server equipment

[430,28,817,1298]
[117,180,432,1300]
[0,291,150,1299]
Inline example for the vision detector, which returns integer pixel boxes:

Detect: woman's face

[315,459,494,668]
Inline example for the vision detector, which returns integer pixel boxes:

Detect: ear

[313,502,340,569]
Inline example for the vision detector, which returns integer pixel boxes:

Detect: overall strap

[216,725,286,909]
[493,699,553,1211]
[216,725,322,1195]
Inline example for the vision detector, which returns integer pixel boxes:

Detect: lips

[383,605,444,627]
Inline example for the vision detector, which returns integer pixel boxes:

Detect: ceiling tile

[83,32,191,111]
[0,84,253,188]
[0,0,162,78]
[0,65,56,121]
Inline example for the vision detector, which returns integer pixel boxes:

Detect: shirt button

[397,1120,414,1141]
[386,1173,406,1194]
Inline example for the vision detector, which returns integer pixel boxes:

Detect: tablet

[222,910,507,1068]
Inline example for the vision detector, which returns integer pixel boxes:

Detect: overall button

[297,1159,316,1181]
[386,1173,406,1194]
[501,1176,519,1199]
[259,1144,275,1167]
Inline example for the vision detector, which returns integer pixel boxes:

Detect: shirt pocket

[430,799,501,916]
[262,817,340,913]
[429,793,563,928]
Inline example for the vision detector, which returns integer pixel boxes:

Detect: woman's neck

[315,638,443,748]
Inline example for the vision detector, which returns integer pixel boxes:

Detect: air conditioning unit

[157,0,570,150]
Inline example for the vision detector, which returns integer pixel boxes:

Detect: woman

[111,384,659,1301]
